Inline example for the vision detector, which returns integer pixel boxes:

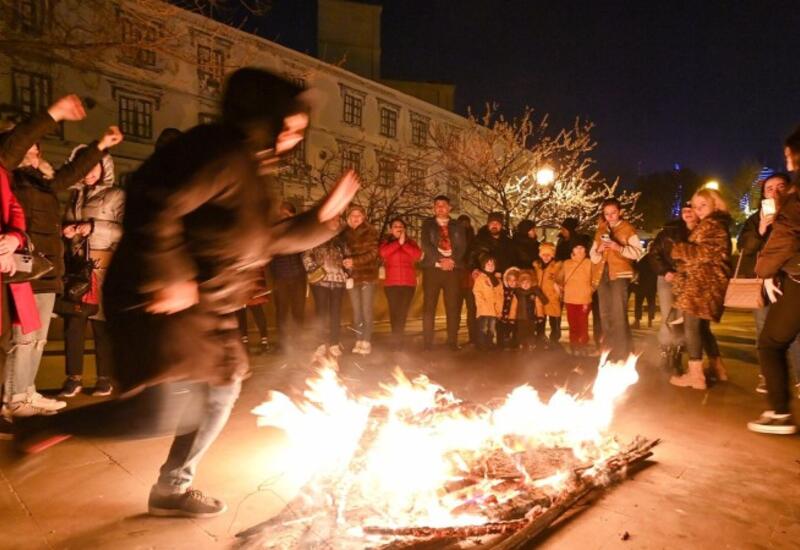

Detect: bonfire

[237,353,657,549]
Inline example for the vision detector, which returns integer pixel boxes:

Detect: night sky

[235,0,799,184]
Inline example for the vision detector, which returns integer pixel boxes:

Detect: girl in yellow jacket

[533,243,563,349]
[473,253,504,350]
[559,239,596,355]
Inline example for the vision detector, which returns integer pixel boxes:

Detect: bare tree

[431,103,639,231]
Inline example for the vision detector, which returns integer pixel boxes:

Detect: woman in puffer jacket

[59,146,125,398]
[379,217,422,350]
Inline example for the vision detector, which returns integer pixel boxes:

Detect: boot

[670,346,684,375]
[708,356,728,382]
[670,360,707,390]
[659,347,671,371]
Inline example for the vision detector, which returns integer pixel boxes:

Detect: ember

[238,353,657,549]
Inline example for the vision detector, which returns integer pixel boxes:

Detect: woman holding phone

[737,172,799,392]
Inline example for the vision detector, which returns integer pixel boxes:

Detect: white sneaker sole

[148,503,228,518]
[746,422,797,435]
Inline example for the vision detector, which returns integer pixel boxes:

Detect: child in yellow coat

[533,242,563,349]
[473,254,504,350]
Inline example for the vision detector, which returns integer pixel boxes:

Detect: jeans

[156,380,242,493]
[236,305,268,340]
[684,313,719,361]
[0,287,11,406]
[310,285,344,345]
[384,285,415,344]
[273,277,306,342]
[64,316,113,379]
[566,303,590,347]
[754,304,800,380]
[597,268,631,361]
[4,292,55,401]
[657,276,683,348]
[634,288,656,324]
[422,268,462,346]
[477,316,496,348]
[348,282,375,342]
[758,277,800,414]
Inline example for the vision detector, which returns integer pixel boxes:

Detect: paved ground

[1,311,799,549]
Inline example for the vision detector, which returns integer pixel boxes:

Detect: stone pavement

[1,311,799,549]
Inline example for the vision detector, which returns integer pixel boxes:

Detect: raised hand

[319,170,359,223]
[48,94,86,122]
[98,126,124,150]
[146,280,200,315]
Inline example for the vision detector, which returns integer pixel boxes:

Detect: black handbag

[3,231,55,284]
[53,238,99,317]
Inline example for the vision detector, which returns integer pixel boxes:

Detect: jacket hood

[515,219,536,238]
[503,267,521,286]
[67,144,115,188]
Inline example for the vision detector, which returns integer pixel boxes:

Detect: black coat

[0,112,103,294]
[736,211,768,279]
[419,217,468,269]
[648,219,689,276]
[470,226,515,272]
[512,220,539,268]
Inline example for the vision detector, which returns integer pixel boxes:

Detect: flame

[252,353,639,529]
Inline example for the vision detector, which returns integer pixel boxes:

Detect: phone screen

[762,198,776,216]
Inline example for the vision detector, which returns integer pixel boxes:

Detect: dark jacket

[514,287,537,321]
[756,193,800,279]
[512,220,539,268]
[555,231,590,262]
[470,225,515,272]
[736,211,769,279]
[0,112,103,293]
[672,211,732,322]
[269,253,306,281]
[419,217,467,269]
[104,123,336,318]
[343,222,379,284]
[648,219,689,276]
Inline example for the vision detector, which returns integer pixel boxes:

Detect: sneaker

[92,377,113,397]
[360,341,372,355]
[351,341,364,354]
[756,375,767,394]
[148,488,227,518]
[59,377,83,398]
[7,401,57,417]
[29,391,66,412]
[259,337,271,354]
[747,411,797,435]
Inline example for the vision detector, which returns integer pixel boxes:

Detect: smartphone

[601,234,611,242]
[762,198,776,217]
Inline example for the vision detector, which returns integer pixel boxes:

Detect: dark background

[222,0,799,186]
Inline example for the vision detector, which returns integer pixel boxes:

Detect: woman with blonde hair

[669,187,732,390]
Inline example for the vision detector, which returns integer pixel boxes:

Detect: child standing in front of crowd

[473,254,504,350]
[497,267,520,349]
[559,241,595,355]
[515,270,538,351]
[533,243,563,349]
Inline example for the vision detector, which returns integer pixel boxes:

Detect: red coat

[0,167,40,334]
[379,237,422,287]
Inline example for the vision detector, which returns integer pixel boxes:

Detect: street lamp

[535,167,555,186]
[704,180,720,190]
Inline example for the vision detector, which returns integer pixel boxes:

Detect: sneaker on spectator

[259,337,271,354]
[747,410,797,435]
[28,391,66,412]
[148,487,227,518]
[352,341,364,354]
[360,341,372,355]
[92,377,113,397]
[58,376,83,398]
[756,375,767,394]
[7,401,57,417]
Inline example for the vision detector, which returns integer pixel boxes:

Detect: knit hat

[539,242,556,256]
[487,211,504,225]
[561,217,579,232]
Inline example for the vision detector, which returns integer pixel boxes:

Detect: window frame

[117,94,154,141]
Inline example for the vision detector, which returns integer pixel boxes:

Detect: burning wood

[238,354,655,549]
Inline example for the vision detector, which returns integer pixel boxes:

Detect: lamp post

[704,180,720,191]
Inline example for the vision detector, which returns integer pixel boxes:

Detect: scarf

[437,219,452,257]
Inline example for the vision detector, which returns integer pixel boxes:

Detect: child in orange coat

[473,254,504,350]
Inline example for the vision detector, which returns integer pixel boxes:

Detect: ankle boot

[708,356,728,382]
[670,360,707,390]
[670,347,684,375]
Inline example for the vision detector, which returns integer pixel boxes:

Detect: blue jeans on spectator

[348,282,375,342]
[3,292,55,402]
[754,304,800,381]
[597,267,631,361]
[656,276,684,348]
[684,313,720,361]
[477,316,496,349]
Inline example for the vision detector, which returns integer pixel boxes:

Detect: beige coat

[560,258,593,305]
[534,260,563,317]
[473,272,504,317]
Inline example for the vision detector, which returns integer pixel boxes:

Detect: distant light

[536,167,555,186]
[673,163,681,171]
[704,180,720,191]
